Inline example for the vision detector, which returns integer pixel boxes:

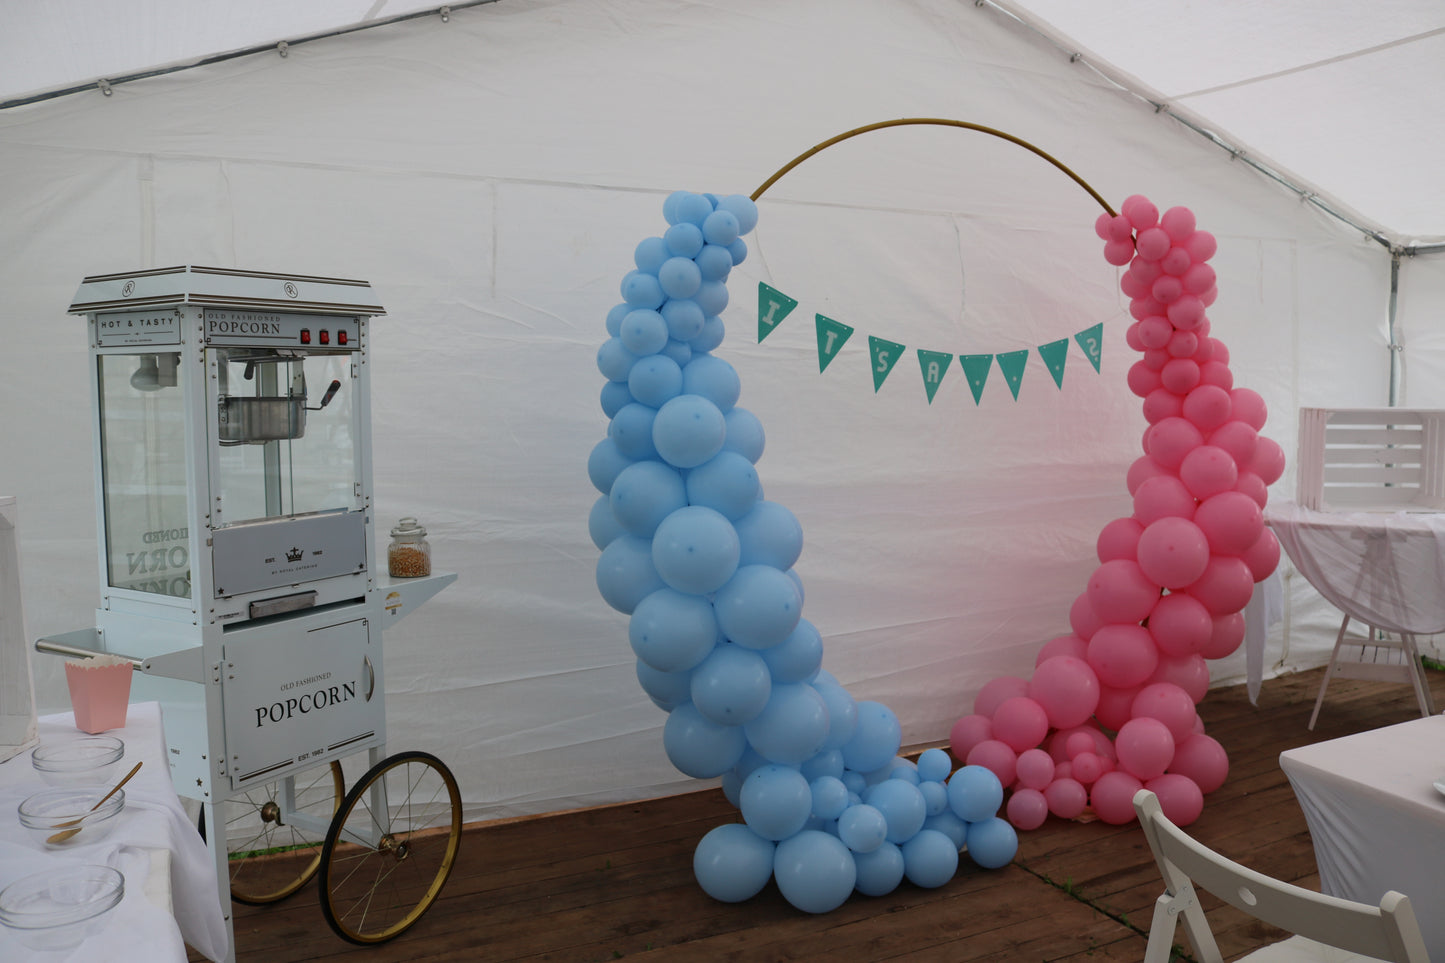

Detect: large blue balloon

[947,764,1005,824]
[863,779,927,844]
[917,748,954,784]
[628,588,719,673]
[609,402,659,461]
[663,702,747,778]
[628,354,683,408]
[693,824,775,903]
[609,460,686,538]
[761,618,823,683]
[694,244,734,282]
[690,642,771,726]
[721,407,765,463]
[661,298,706,342]
[652,394,727,468]
[633,236,668,275]
[965,816,1019,869]
[773,831,857,914]
[743,683,829,766]
[840,701,902,774]
[684,451,760,521]
[681,354,741,412]
[596,535,665,615]
[717,194,759,235]
[735,501,804,570]
[619,309,668,356]
[837,803,887,854]
[596,337,639,383]
[635,659,691,712]
[651,505,740,596]
[901,829,960,888]
[587,438,632,495]
[809,776,849,821]
[588,495,624,550]
[658,256,703,300]
[713,564,802,650]
[620,269,665,309]
[664,221,705,258]
[852,841,905,897]
[812,679,859,751]
[740,764,812,841]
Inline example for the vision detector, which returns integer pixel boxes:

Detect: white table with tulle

[0,702,228,962]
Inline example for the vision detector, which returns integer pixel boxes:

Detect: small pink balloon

[949,713,994,763]
[1160,247,1193,277]
[1166,330,1199,359]
[1091,771,1144,825]
[1146,773,1204,826]
[1107,214,1135,242]
[1194,491,1264,555]
[1097,517,1144,563]
[1145,417,1205,471]
[1130,683,1197,741]
[1103,239,1136,266]
[1064,731,1097,759]
[1198,360,1234,391]
[1129,255,1163,285]
[1119,272,1151,300]
[1151,275,1183,305]
[1006,788,1050,830]
[1182,384,1232,432]
[1235,470,1268,509]
[1159,358,1202,395]
[1179,445,1239,500]
[1208,420,1259,467]
[1135,227,1171,261]
[1142,388,1185,425]
[1116,717,1176,781]
[1129,295,1166,321]
[1044,777,1088,819]
[1071,751,1105,786]
[1133,475,1198,526]
[1036,634,1090,666]
[1054,724,1115,761]
[1148,591,1214,657]
[1142,347,1171,371]
[1093,684,1139,731]
[974,676,1029,718]
[1167,295,1206,330]
[1126,456,1170,497]
[1087,560,1163,624]
[992,696,1050,753]
[1168,733,1229,793]
[1136,517,1210,590]
[966,738,1018,788]
[1122,195,1160,231]
[1199,611,1246,660]
[1094,212,1114,241]
[1150,653,1210,703]
[1228,387,1266,430]
[1069,591,1104,641]
[1015,749,1056,791]
[1250,436,1286,485]
[1159,206,1197,241]
[1087,624,1160,690]
[1138,315,1174,349]
[1188,555,1255,616]
[1193,335,1216,363]
[1240,528,1281,583]
[1125,321,1146,352]
[1055,760,1074,779]
[1029,656,1101,729]
[1201,285,1219,307]
[1183,230,1217,262]
[1181,262,1216,296]
[1127,360,1162,398]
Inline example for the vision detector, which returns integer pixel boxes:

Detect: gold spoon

[46,760,143,844]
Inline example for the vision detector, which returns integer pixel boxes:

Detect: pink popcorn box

[64,660,133,734]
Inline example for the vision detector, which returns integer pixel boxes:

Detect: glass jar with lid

[387,517,431,578]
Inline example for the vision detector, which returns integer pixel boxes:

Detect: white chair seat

[1244,935,1398,963]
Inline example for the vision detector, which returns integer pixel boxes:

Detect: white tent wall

[0,0,1418,824]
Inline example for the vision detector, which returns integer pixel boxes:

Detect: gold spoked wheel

[225,760,345,905]
[318,751,462,944]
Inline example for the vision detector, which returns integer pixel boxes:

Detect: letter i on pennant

[757,282,798,343]
[814,314,854,373]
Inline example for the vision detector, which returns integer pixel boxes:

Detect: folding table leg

[1308,614,1352,731]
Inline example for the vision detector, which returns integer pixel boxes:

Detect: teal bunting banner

[758,281,1106,404]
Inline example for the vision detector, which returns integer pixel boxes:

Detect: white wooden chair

[1133,789,1431,963]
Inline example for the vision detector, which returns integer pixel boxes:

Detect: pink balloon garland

[952,195,1282,829]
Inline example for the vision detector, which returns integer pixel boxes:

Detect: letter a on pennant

[1038,338,1069,389]
[815,314,854,373]
[996,349,1029,400]
[916,349,954,404]
[868,336,906,392]
[757,282,798,343]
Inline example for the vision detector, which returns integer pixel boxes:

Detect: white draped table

[1280,715,1445,960]
[0,702,228,962]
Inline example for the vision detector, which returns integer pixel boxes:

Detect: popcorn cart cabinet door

[220,618,382,792]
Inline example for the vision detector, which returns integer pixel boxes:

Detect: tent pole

[1388,249,1402,406]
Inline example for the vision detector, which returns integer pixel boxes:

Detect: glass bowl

[0,864,124,951]
[17,786,126,849]
[30,735,124,786]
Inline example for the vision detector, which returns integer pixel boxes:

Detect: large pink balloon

[1146,773,1204,826]
[949,713,993,763]
[1142,388,1185,425]
[1235,471,1269,509]
[1187,555,1255,615]
[1127,361,1162,398]
[1015,748,1057,791]
[1035,634,1090,666]
[1069,592,1104,641]
[1029,655,1101,729]
[1135,517,1211,589]
[1094,683,1142,731]
[1087,624,1160,690]
[1250,436,1286,485]
[1229,387,1267,430]
[1147,591,1214,657]
[992,696,1050,753]
[1133,475,1198,527]
[1179,445,1238,500]
[1087,560,1161,624]
[1097,517,1144,563]
[1168,733,1229,794]
[966,739,1018,788]
[1006,788,1050,830]
[1199,612,1246,660]
[1091,771,1145,825]
[1149,653,1210,703]
[1194,491,1264,555]
[1127,456,1170,496]
[1146,417,1204,470]
[1208,420,1258,467]
[1240,528,1281,583]
[974,675,1029,718]
[1044,777,1088,819]
[1116,717,1176,780]
[1130,683,1197,741]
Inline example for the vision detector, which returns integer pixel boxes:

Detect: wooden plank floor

[197,664,1445,962]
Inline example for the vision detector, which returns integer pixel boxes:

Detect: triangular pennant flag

[916,349,954,404]
[958,354,994,405]
[996,349,1029,400]
[868,336,906,392]
[1038,338,1069,389]
[1074,322,1104,372]
[757,282,798,343]
[814,314,854,373]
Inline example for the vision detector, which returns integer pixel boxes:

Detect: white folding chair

[1133,789,1431,963]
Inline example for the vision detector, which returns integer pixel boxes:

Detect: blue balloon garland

[591,191,1015,912]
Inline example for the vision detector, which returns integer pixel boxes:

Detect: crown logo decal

[285,546,304,562]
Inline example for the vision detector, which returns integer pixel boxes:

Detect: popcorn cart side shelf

[35,267,461,960]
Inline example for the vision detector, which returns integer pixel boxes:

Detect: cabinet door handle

[363,654,375,701]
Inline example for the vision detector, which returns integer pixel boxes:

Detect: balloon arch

[588,119,1283,913]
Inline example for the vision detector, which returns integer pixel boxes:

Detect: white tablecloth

[1279,714,1445,959]
[0,702,228,962]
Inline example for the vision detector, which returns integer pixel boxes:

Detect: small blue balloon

[651,505,740,596]
[658,256,703,300]
[743,682,829,766]
[691,642,771,726]
[693,823,775,903]
[662,190,689,224]
[635,659,692,711]
[588,494,624,550]
[586,437,632,495]
[596,337,639,383]
[965,816,1019,870]
[714,565,802,650]
[634,236,669,275]
[620,270,665,309]
[690,316,726,353]
[735,501,803,570]
[672,192,715,227]
[681,354,741,412]
[773,831,856,914]
[664,221,705,258]
[947,765,1005,824]
[841,702,902,774]
[702,209,740,246]
[628,587,720,673]
[694,244,734,282]
[919,779,948,817]
[863,779,927,844]
[852,841,905,897]
[727,238,748,266]
[740,764,813,841]
[684,451,760,521]
[695,280,729,317]
[761,619,823,683]
[661,298,706,342]
[917,748,954,784]
[837,803,888,853]
[619,308,668,356]
[609,460,686,538]
[628,354,683,408]
[810,776,849,822]
[599,380,633,419]
[901,829,959,889]
[652,394,726,469]
[923,811,969,850]
[800,748,845,782]
[841,770,867,797]
[811,679,858,751]
[660,338,692,368]
[595,536,665,615]
[718,194,759,235]
[663,701,747,778]
[608,402,659,461]
[887,762,921,785]
[722,407,765,463]
[606,302,631,336]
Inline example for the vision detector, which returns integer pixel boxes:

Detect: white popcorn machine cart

[37,266,461,957]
